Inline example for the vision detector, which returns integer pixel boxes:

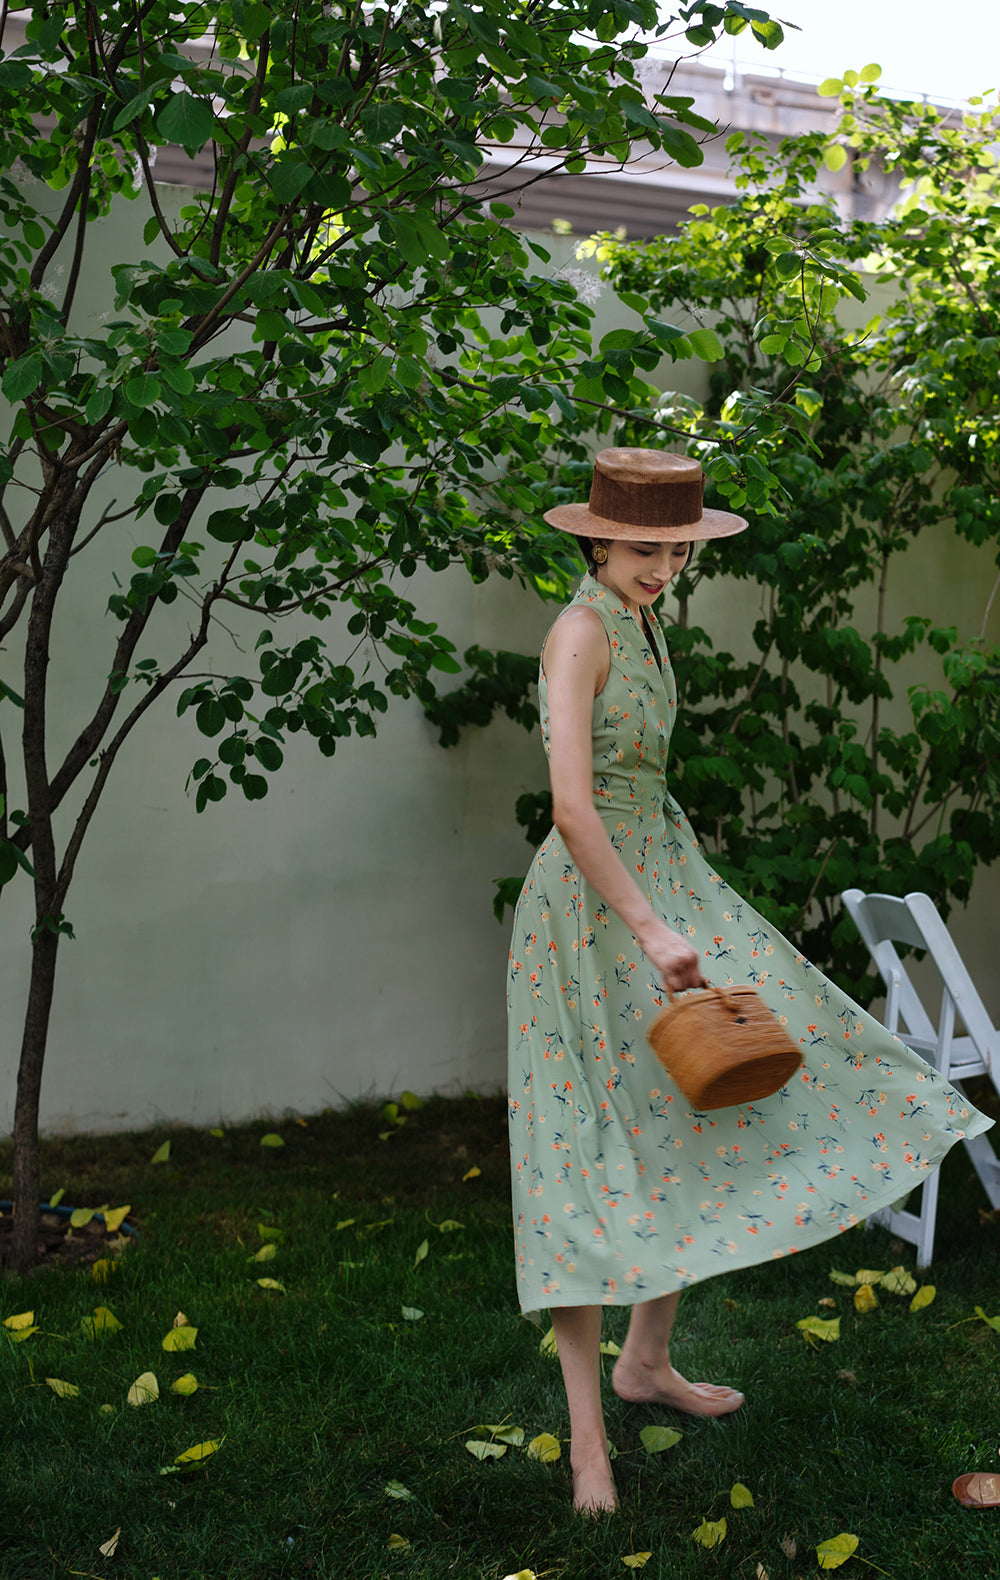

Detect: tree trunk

[7,500,75,1274]
[7,927,59,1275]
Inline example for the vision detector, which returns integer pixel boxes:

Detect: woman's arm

[543,607,702,994]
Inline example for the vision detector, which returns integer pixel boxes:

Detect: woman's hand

[638,920,704,995]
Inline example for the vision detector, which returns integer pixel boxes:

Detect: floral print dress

[506,575,992,1318]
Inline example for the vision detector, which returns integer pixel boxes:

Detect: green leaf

[2,353,44,401]
[124,373,162,408]
[640,1425,682,1453]
[260,1132,285,1148]
[688,326,724,361]
[157,93,214,149]
[252,736,283,771]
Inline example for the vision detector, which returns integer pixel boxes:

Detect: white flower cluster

[552,265,603,306]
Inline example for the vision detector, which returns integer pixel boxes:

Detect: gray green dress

[506,574,992,1318]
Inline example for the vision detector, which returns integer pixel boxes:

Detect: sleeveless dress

[506,574,993,1318]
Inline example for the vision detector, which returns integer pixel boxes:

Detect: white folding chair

[841,888,1000,1266]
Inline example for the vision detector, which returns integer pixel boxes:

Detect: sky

[688,0,1000,105]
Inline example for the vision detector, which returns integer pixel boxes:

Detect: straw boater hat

[544,447,747,542]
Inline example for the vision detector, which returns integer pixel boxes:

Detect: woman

[506,447,992,1514]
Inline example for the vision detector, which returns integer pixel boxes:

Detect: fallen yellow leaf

[730,1481,754,1508]
[462,1166,481,1181]
[127,1372,159,1407]
[477,1422,523,1445]
[103,1205,131,1234]
[539,1326,558,1357]
[70,1207,96,1228]
[466,1439,506,1460]
[622,1554,652,1569]
[150,1140,171,1164]
[45,1377,80,1398]
[172,1310,190,1327]
[251,1242,277,1262]
[257,1224,284,1242]
[210,1127,224,1137]
[400,1090,423,1111]
[4,1311,35,1331]
[257,1278,286,1292]
[854,1283,878,1314]
[975,1305,1000,1334]
[162,1326,197,1352]
[854,1268,884,1286]
[692,1517,726,1548]
[640,1425,682,1454]
[98,1528,120,1559]
[881,1265,917,1296]
[81,1306,122,1339]
[172,1374,198,1396]
[502,1571,537,1580]
[387,1534,412,1552]
[173,1437,223,1465]
[816,1532,859,1569]
[910,1285,936,1312]
[48,1188,65,1208]
[259,1132,284,1148]
[829,1269,857,1287]
[413,1238,429,1269]
[91,1258,113,1285]
[797,1315,840,1345]
[527,1433,561,1463]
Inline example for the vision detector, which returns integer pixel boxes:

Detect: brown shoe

[952,1473,1000,1507]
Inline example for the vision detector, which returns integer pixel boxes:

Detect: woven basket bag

[647,984,803,1111]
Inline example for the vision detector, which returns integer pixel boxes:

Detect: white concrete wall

[1,188,997,1136]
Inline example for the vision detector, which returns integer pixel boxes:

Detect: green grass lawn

[1,1093,999,1579]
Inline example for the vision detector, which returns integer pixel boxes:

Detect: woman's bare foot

[571,1446,618,1515]
[611,1355,744,1417]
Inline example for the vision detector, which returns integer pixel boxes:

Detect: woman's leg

[612,1292,744,1417]
[550,1305,617,1513]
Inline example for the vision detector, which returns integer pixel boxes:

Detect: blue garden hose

[0,1201,140,1237]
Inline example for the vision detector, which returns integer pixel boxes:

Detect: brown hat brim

[543,501,747,541]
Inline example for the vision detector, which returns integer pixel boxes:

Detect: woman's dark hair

[579,536,695,574]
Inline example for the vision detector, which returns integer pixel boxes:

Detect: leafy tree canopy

[450,82,1000,992]
[0,0,789,1270]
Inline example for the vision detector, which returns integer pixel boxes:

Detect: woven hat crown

[590,449,704,531]
[543,447,747,542]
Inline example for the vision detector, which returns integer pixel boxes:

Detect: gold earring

[592,543,608,565]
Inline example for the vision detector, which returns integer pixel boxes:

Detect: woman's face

[595,539,692,612]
